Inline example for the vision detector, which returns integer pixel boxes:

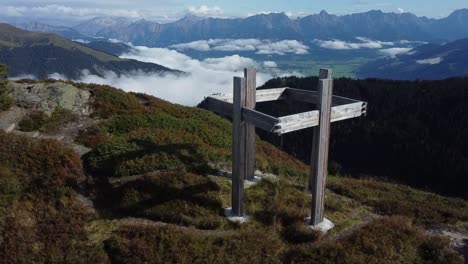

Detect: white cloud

[171,39,309,55]
[355,37,394,47]
[397,8,404,14]
[398,40,428,45]
[416,57,443,65]
[246,11,309,19]
[8,74,36,80]
[313,37,395,50]
[379,47,413,58]
[187,5,223,17]
[247,11,273,16]
[202,56,258,71]
[73,39,90,44]
[0,6,27,17]
[257,40,309,55]
[0,3,183,24]
[263,61,278,68]
[44,46,300,106]
[0,4,144,20]
[171,40,212,51]
[48,72,68,80]
[285,11,309,18]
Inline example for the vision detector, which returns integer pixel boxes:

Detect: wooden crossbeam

[284,88,361,106]
[203,96,233,116]
[275,102,366,134]
[218,88,287,103]
[213,87,360,106]
[205,95,366,135]
[242,108,280,133]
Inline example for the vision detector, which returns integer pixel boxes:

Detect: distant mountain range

[0,24,175,79]
[15,21,89,41]
[16,9,468,47]
[357,37,468,80]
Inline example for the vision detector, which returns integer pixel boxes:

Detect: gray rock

[8,81,92,116]
[0,106,27,132]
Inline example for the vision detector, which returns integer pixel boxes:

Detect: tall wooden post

[310,69,333,225]
[232,76,246,216]
[231,69,256,216]
[244,68,256,180]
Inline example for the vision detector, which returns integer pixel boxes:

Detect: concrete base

[305,217,334,233]
[224,208,250,224]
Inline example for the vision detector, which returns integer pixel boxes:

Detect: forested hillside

[258,76,468,199]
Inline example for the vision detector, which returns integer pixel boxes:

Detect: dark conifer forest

[258,76,468,199]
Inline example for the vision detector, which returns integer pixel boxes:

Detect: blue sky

[0,0,467,25]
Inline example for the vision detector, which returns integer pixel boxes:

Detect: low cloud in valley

[379,47,414,58]
[44,45,300,106]
[313,37,426,58]
[416,57,443,65]
[170,39,309,55]
[313,37,395,50]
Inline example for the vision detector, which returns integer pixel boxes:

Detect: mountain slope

[357,37,468,80]
[84,41,133,56]
[73,16,136,37]
[0,23,175,79]
[0,79,466,263]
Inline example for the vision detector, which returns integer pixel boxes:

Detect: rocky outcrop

[1,81,95,156]
[8,81,92,116]
[0,106,27,132]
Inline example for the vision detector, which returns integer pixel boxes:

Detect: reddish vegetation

[0,80,465,263]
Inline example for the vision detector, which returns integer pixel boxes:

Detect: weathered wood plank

[205,95,365,135]
[278,110,319,123]
[285,88,360,106]
[255,88,287,102]
[310,72,333,226]
[204,97,233,116]
[274,102,365,134]
[232,76,246,216]
[213,88,287,103]
[242,108,280,132]
[208,88,364,109]
[244,69,256,180]
[329,102,367,122]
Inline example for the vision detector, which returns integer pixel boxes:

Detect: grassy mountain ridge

[0,77,466,262]
[0,23,120,61]
[0,24,176,79]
